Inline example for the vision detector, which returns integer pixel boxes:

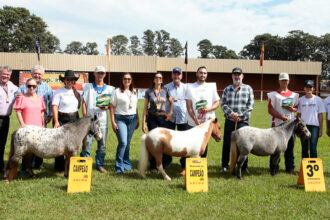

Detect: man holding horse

[165,67,190,175]
[0,66,18,174]
[185,66,220,159]
[267,72,299,175]
[220,67,254,174]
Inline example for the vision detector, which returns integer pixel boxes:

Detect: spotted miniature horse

[138,118,221,180]
[4,115,102,182]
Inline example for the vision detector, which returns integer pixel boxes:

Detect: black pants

[54,113,79,172]
[222,119,249,169]
[0,116,10,172]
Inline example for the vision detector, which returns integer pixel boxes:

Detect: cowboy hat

[59,70,79,82]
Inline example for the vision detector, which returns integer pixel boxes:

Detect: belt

[58,111,78,117]
[148,112,167,116]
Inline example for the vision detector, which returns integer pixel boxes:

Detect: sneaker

[220,167,228,173]
[99,167,107,173]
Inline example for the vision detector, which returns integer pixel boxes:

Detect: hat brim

[59,75,79,82]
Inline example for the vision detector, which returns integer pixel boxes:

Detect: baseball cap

[304,80,314,87]
[94,66,106,73]
[172,67,182,74]
[232,67,243,74]
[279,72,289,81]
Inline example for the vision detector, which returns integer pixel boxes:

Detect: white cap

[279,72,289,81]
[94,66,106,73]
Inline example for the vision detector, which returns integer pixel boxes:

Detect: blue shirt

[165,82,187,124]
[17,81,53,117]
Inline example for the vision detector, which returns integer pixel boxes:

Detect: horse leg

[236,154,248,180]
[25,153,35,178]
[270,152,281,176]
[155,153,171,181]
[64,153,71,178]
[6,158,19,182]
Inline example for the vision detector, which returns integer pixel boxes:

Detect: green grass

[0,101,329,219]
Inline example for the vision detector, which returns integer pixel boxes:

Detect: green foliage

[155,30,170,57]
[129,35,143,56]
[142,29,156,56]
[212,45,238,59]
[111,35,129,55]
[197,39,213,58]
[0,6,60,53]
[0,101,329,219]
[64,41,84,54]
[168,38,183,57]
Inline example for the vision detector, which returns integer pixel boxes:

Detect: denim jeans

[80,127,108,170]
[269,134,295,172]
[222,119,249,169]
[300,125,319,158]
[147,114,172,170]
[114,114,136,173]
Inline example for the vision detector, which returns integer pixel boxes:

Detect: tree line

[0,6,329,78]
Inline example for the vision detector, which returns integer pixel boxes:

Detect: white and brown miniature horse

[4,115,102,182]
[138,118,221,180]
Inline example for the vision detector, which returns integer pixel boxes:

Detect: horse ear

[213,118,218,123]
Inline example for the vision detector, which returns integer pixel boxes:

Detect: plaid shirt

[17,81,53,117]
[221,83,254,121]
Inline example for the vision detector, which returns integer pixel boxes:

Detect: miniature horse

[138,118,221,180]
[4,115,102,182]
[230,116,311,179]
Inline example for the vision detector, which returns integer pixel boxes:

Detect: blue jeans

[300,125,319,158]
[80,127,108,170]
[114,114,137,173]
[147,114,172,170]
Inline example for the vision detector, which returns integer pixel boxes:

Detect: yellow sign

[185,158,208,193]
[297,158,326,192]
[67,157,93,193]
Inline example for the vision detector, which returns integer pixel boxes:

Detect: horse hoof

[236,175,242,180]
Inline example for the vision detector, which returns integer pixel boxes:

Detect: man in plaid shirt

[220,67,254,174]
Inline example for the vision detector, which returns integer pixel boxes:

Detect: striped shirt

[221,83,254,121]
[18,81,53,117]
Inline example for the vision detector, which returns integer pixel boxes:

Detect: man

[185,66,220,161]
[221,67,254,174]
[267,72,299,175]
[324,95,330,137]
[17,65,53,169]
[0,66,18,173]
[165,67,190,174]
[80,66,115,173]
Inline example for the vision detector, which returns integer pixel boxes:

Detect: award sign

[185,158,208,193]
[67,157,93,193]
[297,158,326,192]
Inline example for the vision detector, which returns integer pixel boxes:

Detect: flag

[35,37,40,62]
[184,41,188,64]
[106,38,111,63]
[260,43,264,67]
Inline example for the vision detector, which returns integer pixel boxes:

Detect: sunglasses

[27,85,37,89]
[154,76,162,79]
[123,78,132,81]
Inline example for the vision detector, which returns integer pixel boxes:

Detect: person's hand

[98,105,109,110]
[46,115,52,124]
[194,118,201,125]
[231,112,240,122]
[165,112,172,121]
[284,105,295,112]
[135,120,139,130]
[20,124,26,128]
[112,122,118,132]
[53,121,60,128]
[319,128,323,138]
[16,93,23,98]
[142,122,147,133]
[281,116,289,121]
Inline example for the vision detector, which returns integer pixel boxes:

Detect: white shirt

[52,87,79,113]
[185,82,220,127]
[298,95,325,126]
[82,83,114,128]
[324,96,330,120]
[111,88,138,115]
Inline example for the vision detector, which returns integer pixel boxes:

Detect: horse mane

[61,116,92,129]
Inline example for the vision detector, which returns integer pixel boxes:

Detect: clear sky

[1,0,329,58]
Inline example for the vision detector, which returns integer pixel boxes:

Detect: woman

[142,72,173,172]
[52,70,81,172]
[110,73,139,174]
[13,78,45,173]
[297,80,325,158]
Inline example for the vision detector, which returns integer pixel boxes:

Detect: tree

[84,42,99,55]
[197,39,213,58]
[315,33,330,79]
[155,30,170,57]
[212,45,238,59]
[0,6,60,53]
[129,35,143,56]
[111,35,129,55]
[64,41,84,54]
[168,38,183,57]
[142,29,156,56]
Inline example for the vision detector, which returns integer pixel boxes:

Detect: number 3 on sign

[297,158,326,192]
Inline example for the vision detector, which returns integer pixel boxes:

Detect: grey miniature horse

[4,115,102,182]
[230,117,311,179]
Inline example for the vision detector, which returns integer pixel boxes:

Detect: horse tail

[229,131,238,175]
[138,134,148,179]
[4,130,17,179]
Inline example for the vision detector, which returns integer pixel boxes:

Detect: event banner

[19,71,89,91]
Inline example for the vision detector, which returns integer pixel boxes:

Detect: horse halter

[90,118,101,137]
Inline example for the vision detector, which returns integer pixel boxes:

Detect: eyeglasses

[123,78,132,81]
[27,85,37,89]
[155,76,162,79]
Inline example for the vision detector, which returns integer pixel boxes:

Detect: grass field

[0,100,329,219]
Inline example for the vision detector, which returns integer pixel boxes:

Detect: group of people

[0,64,329,177]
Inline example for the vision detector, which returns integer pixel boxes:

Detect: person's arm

[205,100,220,113]
[221,88,233,118]
[135,108,140,129]
[268,106,289,121]
[318,113,323,137]
[242,87,254,121]
[186,99,200,125]
[142,98,149,133]
[82,99,87,117]
[52,105,60,128]
[16,111,25,128]
[41,111,45,127]
[109,104,118,132]
[165,97,173,121]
